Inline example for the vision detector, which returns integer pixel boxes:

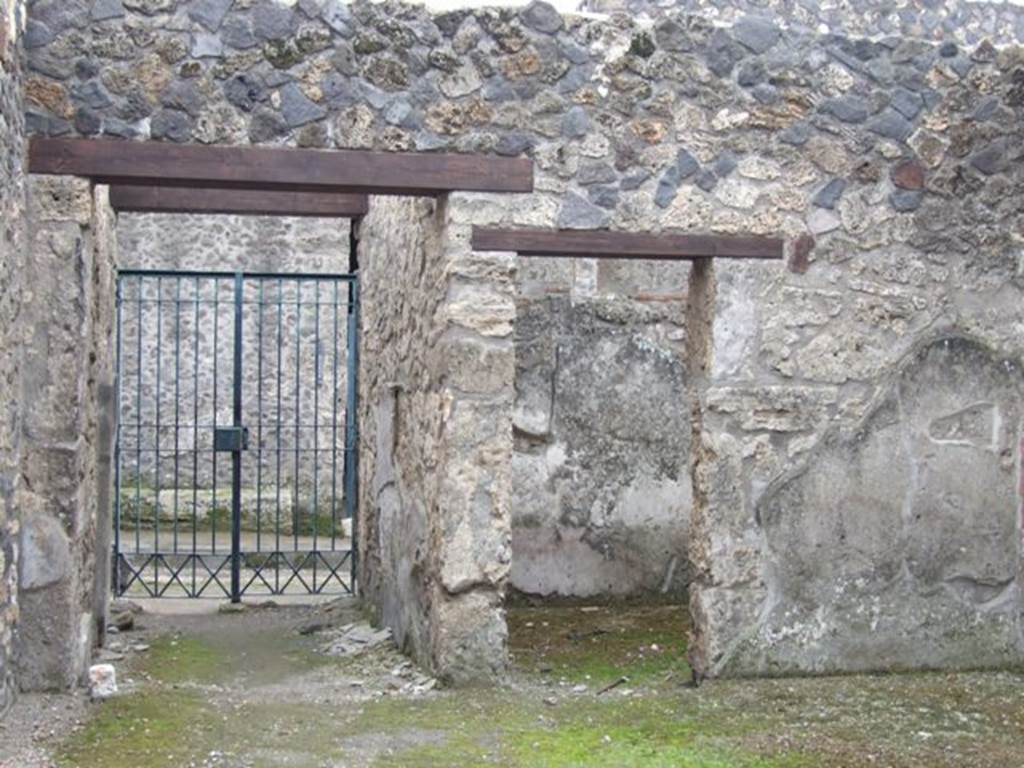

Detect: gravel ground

[1,600,1022,767]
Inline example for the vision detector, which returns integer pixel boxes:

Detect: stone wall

[0,0,27,719]
[582,0,1024,48]
[511,257,692,598]
[358,194,515,683]
[15,176,116,691]
[20,0,1024,681]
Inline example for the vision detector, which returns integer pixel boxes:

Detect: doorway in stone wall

[112,269,359,602]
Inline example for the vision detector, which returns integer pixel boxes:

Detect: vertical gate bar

[154,276,163,594]
[275,278,284,593]
[231,273,244,603]
[312,281,320,591]
[330,280,339,551]
[212,278,219,556]
[256,280,264,554]
[345,278,360,589]
[192,278,200,595]
[173,277,181,556]
[293,280,301,556]
[112,276,124,595]
[134,276,143,554]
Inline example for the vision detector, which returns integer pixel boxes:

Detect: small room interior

[505,252,695,685]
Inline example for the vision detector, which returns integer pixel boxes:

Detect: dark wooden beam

[471,227,784,260]
[108,185,369,218]
[29,138,534,196]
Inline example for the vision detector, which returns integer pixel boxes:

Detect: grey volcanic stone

[558,192,609,229]
[712,151,736,177]
[248,108,288,142]
[521,1,563,34]
[24,21,55,49]
[890,87,923,119]
[221,16,258,49]
[779,123,811,146]
[620,168,651,190]
[151,108,193,142]
[736,60,765,87]
[587,184,619,209]
[253,1,296,41]
[654,18,691,52]
[495,132,533,156]
[191,32,225,58]
[733,15,780,54]
[322,1,354,37]
[188,0,233,32]
[223,73,266,112]
[695,170,717,192]
[867,108,913,141]
[706,29,744,77]
[578,161,616,186]
[890,189,923,211]
[279,83,327,127]
[160,79,204,116]
[654,149,700,208]
[812,178,847,209]
[970,140,1009,175]
[822,95,868,123]
[561,105,590,138]
[71,81,112,110]
[91,0,125,22]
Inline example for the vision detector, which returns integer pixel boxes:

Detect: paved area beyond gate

[112,270,359,600]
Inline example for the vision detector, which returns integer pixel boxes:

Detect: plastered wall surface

[512,257,693,598]
[18,0,1024,681]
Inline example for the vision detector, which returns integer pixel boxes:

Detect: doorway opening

[112,268,359,601]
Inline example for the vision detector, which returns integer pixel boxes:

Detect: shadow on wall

[751,335,1024,674]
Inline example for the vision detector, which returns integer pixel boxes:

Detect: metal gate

[112,270,359,601]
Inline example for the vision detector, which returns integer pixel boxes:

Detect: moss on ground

[507,603,691,686]
[353,693,813,767]
[52,603,1024,768]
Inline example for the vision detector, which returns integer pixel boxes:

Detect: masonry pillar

[358,193,516,684]
[15,176,116,691]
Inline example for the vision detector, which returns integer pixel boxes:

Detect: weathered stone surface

[14,0,1024,689]
[14,178,117,694]
[732,15,779,54]
[188,0,232,32]
[744,338,1024,675]
[358,196,513,683]
[512,297,691,598]
[557,192,608,229]
[0,0,28,715]
[279,82,326,127]
[811,178,846,209]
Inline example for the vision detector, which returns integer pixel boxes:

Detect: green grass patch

[354,692,814,767]
[55,688,223,768]
[508,604,691,687]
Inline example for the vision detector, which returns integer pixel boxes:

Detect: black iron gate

[112,270,359,601]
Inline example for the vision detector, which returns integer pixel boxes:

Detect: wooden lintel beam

[29,138,534,196]
[471,227,784,261]
[108,185,369,218]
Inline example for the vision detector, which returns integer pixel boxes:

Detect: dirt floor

[2,600,1023,767]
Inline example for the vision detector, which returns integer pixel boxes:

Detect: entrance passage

[112,270,359,600]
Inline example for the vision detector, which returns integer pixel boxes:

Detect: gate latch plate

[214,426,249,452]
